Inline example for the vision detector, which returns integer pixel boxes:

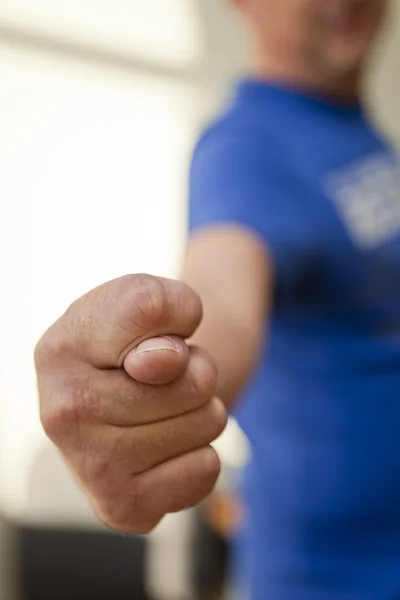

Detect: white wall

[0,40,209,518]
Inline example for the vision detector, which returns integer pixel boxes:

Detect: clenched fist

[34,275,227,534]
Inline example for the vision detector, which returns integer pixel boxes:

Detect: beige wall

[367,0,400,143]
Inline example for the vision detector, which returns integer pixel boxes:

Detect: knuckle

[34,326,62,370]
[64,298,96,359]
[127,274,168,328]
[95,503,128,533]
[34,336,47,370]
[40,384,99,442]
[129,520,160,535]
[88,479,127,530]
[94,479,155,535]
[35,315,77,373]
[40,405,59,441]
[40,397,75,442]
[98,510,158,535]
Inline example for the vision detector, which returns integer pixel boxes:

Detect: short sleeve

[188,122,319,301]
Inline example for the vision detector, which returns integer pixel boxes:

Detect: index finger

[36,274,202,370]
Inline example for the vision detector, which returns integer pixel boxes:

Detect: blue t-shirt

[189,80,400,600]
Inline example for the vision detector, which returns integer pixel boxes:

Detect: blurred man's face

[237,0,387,84]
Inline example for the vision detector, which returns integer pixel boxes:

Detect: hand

[34,274,227,534]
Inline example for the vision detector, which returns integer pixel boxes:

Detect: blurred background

[0,1,399,599]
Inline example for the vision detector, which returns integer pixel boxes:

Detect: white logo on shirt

[327,152,400,249]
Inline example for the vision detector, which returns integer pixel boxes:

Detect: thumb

[123,336,189,385]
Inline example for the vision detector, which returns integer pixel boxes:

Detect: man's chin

[316,46,371,87]
[327,37,375,72]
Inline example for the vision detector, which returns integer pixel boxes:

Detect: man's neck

[250,47,362,105]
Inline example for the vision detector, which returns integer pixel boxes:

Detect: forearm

[181,225,273,409]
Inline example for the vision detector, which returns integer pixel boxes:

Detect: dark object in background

[16,525,149,600]
[190,509,228,600]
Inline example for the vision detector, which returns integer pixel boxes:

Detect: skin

[35,275,227,533]
[35,0,387,534]
[233,0,388,98]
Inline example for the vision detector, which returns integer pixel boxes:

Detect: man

[35,0,400,597]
